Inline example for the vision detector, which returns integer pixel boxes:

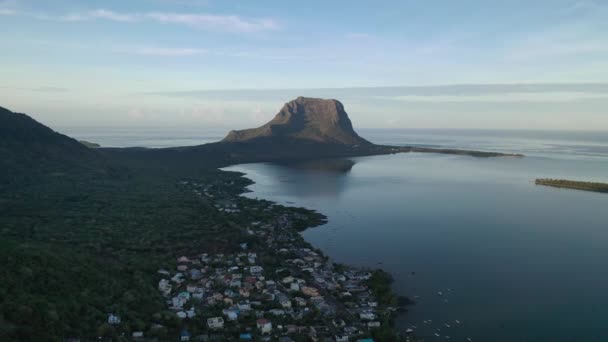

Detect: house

[180,329,191,341]
[132,331,144,339]
[239,333,253,340]
[301,286,320,297]
[107,314,121,325]
[238,302,252,312]
[335,335,349,342]
[295,297,307,307]
[176,311,187,319]
[207,317,225,329]
[247,253,257,264]
[250,266,263,275]
[280,298,292,309]
[172,273,184,284]
[269,309,285,316]
[190,269,203,280]
[158,279,172,296]
[223,308,239,321]
[367,321,381,328]
[359,311,376,320]
[239,288,250,298]
[257,318,273,334]
[177,256,190,263]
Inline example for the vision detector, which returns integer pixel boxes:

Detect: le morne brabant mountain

[224,97,371,146]
[0,98,520,341]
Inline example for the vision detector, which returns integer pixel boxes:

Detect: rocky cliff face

[223,97,370,146]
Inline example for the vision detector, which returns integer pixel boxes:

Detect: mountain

[223,97,370,146]
[0,106,98,183]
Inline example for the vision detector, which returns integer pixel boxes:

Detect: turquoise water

[223,130,608,342]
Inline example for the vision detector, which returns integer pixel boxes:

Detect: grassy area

[535,178,608,193]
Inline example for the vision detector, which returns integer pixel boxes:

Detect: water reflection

[246,158,356,198]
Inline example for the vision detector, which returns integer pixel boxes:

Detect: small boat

[437,291,443,296]
[434,333,441,337]
[406,328,414,333]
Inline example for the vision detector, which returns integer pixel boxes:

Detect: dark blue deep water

[223,130,608,342]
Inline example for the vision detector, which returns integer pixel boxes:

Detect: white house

[107,314,121,325]
[368,321,381,328]
[280,299,292,309]
[257,318,272,334]
[359,311,376,320]
[207,317,225,329]
[223,308,239,321]
[250,266,263,275]
[158,279,172,296]
[238,302,252,312]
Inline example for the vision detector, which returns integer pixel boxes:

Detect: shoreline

[226,166,415,340]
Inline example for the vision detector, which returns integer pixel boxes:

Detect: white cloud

[145,12,279,32]
[53,8,279,33]
[373,92,608,103]
[133,47,207,56]
[91,9,137,22]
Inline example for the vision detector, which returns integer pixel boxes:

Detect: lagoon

[225,131,608,342]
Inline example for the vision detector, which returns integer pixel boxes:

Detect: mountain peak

[223,97,370,145]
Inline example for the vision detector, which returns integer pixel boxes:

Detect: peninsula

[535,179,608,193]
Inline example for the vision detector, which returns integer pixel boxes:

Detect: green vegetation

[535,178,608,193]
[0,163,247,341]
[366,270,399,306]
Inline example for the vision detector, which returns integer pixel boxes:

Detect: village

[108,178,411,341]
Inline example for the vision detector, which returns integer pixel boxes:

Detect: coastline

[226,167,415,340]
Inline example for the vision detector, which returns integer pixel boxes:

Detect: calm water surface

[223,131,608,342]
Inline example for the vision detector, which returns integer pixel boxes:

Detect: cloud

[53,8,279,33]
[144,83,608,101]
[91,9,136,22]
[145,12,279,32]
[132,46,207,56]
[1,85,68,92]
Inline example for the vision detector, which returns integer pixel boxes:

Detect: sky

[1,0,607,131]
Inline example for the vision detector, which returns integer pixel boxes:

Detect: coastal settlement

[111,177,413,341]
